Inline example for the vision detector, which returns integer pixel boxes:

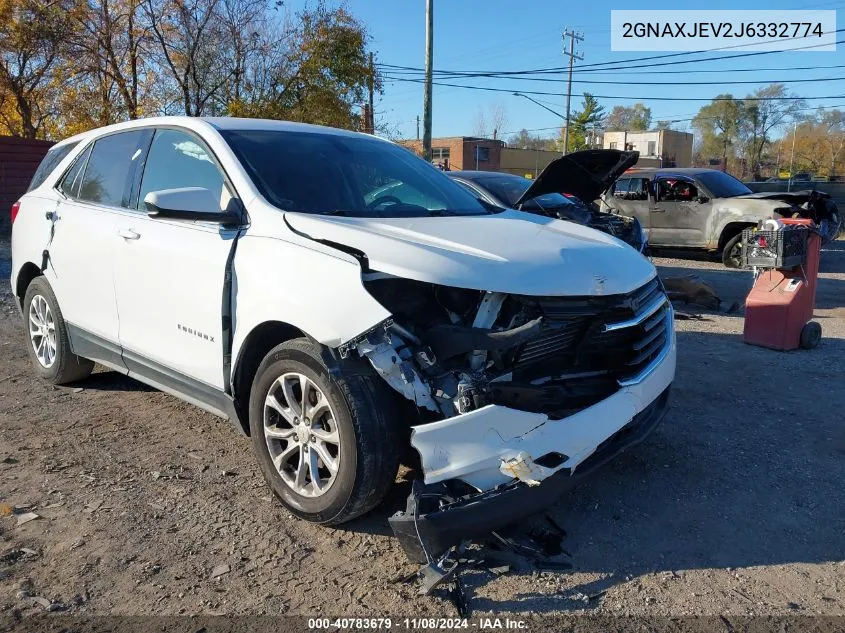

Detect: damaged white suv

[11,118,675,560]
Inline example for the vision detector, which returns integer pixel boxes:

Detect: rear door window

[57,145,92,199]
[28,142,79,192]
[77,131,147,208]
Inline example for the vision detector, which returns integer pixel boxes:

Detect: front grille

[508,278,670,384]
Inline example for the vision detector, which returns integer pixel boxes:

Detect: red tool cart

[742,218,822,350]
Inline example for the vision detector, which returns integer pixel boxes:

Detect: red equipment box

[743,218,822,351]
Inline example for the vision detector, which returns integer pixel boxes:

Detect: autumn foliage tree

[0,0,379,138]
[0,0,82,137]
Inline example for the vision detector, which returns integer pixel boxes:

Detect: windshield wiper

[320,209,349,216]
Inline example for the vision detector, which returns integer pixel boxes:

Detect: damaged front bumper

[389,327,676,562]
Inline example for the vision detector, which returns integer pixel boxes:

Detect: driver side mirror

[143,187,238,225]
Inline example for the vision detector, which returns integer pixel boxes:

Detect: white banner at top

[610,10,837,52]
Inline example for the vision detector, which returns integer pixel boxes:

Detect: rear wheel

[722,233,744,269]
[22,277,94,384]
[800,322,821,349]
[248,338,401,524]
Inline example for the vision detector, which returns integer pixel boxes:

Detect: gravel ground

[1,238,844,619]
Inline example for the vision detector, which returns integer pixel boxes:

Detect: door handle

[117,228,141,240]
[651,208,667,213]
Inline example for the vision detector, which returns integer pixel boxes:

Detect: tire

[248,338,401,525]
[22,276,94,385]
[800,321,822,350]
[722,233,744,269]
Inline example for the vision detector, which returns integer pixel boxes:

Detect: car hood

[734,189,829,204]
[514,149,640,207]
[284,209,656,297]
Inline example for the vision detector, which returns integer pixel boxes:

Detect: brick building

[399,137,505,171]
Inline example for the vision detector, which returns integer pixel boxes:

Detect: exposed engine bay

[760,189,842,243]
[343,273,670,434]
[342,272,674,563]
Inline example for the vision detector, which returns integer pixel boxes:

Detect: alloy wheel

[263,372,340,497]
[28,294,57,368]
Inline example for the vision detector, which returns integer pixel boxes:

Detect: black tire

[22,276,94,385]
[248,338,401,525]
[722,233,744,269]
[800,321,822,350]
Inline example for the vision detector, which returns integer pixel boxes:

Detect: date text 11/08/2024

[307,617,528,629]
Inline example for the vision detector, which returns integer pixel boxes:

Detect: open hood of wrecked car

[734,189,830,204]
[513,149,640,207]
[284,209,656,297]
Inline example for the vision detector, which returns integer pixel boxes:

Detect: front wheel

[722,234,744,269]
[22,276,94,384]
[248,338,401,525]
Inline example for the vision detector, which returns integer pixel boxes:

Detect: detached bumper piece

[389,387,671,563]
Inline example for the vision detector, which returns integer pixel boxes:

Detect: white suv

[10,117,675,560]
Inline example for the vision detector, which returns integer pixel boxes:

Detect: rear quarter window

[27,142,79,192]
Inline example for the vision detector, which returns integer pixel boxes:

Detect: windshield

[221,129,490,217]
[695,170,752,198]
[471,174,581,210]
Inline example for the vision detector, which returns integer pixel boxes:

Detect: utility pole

[416,115,420,140]
[367,52,375,134]
[422,0,434,161]
[561,29,583,156]
[788,121,797,192]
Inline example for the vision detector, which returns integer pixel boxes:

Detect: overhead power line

[385,73,845,87]
[376,29,845,78]
[382,74,845,101]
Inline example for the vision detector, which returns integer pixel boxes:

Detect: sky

[338,0,845,142]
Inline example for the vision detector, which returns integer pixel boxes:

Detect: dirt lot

[1,238,844,619]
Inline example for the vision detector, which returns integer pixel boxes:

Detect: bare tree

[489,102,507,140]
[742,84,806,177]
[472,107,487,138]
[142,0,230,116]
[73,0,149,120]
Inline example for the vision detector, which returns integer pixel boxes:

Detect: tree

[142,0,229,116]
[0,0,80,137]
[234,3,377,130]
[0,0,379,137]
[785,109,845,179]
[742,84,806,178]
[507,128,556,150]
[472,107,488,138]
[817,109,845,178]
[472,102,508,139]
[488,102,507,140]
[692,95,745,174]
[560,92,604,152]
[604,103,651,132]
[72,0,150,122]
[655,120,673,130]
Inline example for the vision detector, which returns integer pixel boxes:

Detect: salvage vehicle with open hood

[448,149,648,253]
[11,118,675,560]
[600,167,841,268]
